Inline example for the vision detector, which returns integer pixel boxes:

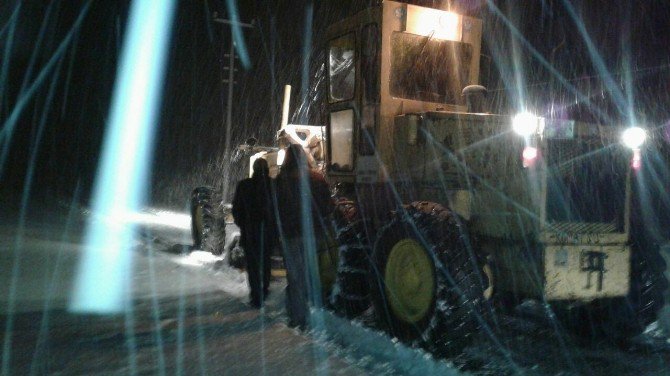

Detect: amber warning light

[522,146,538,168]
[405,5,462,41]
[621,126,646,171]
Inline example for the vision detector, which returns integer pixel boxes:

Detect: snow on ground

[0,207,366,374]
[3,204,670,375]
[0,205,463,375]
[0,207,246,313]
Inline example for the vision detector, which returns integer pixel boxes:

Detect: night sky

[2,0,669,210]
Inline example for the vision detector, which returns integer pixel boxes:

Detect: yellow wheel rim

[482,263,494,300]
[384,239,435,324]
[194,205,204,238]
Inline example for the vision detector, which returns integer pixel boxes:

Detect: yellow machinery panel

[544,245,630,300]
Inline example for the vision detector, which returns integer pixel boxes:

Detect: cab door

[326,24,380,181]
[327,32,357,175]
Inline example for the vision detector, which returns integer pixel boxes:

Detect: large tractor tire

[330,198,373,317]
[190,187,225,255]
[608,243,667,337]
[332,221,372,317]
[369,202,491,354]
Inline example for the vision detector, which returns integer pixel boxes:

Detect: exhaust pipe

[462,85,488,113]
[280,84,291,131]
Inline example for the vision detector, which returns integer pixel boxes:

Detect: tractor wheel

[190,187,225,255]
[330,198,373,317]
[331,220,373,317]
[369,202,491,354]
[602,243,666,343]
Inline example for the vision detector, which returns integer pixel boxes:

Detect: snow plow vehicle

[190,0,666,355]
[317,0,667,352]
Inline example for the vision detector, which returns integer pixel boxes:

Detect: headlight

[513,112,541,136]
[621,127,646,149]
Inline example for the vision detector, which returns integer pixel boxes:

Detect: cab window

[329,109,355,171]
[390,32,472,104]
[328,33,356,102]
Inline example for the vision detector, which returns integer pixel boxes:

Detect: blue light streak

[225,0,251,69]
[0,3,21,107]
[70,0,176,313]
[2,4,89,373]
[0,3,88,178]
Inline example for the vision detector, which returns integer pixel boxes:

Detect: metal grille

[545,137,612,174]
[546,221,618,234]
[544,137,627,232]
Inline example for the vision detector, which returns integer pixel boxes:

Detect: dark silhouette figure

[232,158,276,308]
[275,144,334,328]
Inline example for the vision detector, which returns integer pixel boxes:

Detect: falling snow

[2,0,670,375]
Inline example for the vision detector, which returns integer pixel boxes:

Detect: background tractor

[189,103,326,267]
[320,0,667,352]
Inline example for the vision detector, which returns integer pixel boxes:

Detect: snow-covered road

[3,205,670,375]
[0,207,369,375]
[0,208,244,314]
[0,206,460,375]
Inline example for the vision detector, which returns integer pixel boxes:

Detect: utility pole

[212,14,254,201]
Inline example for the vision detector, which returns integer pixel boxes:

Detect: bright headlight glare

[621,127,646,149]
[513,112,540,136]
[522,146,538,160]
[277,149,286,166]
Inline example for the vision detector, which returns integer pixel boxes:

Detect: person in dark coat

[274,144,334,328]
[232,158,276,308]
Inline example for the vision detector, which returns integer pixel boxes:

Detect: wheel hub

[194,205,204,238]
[384,238,435,324]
